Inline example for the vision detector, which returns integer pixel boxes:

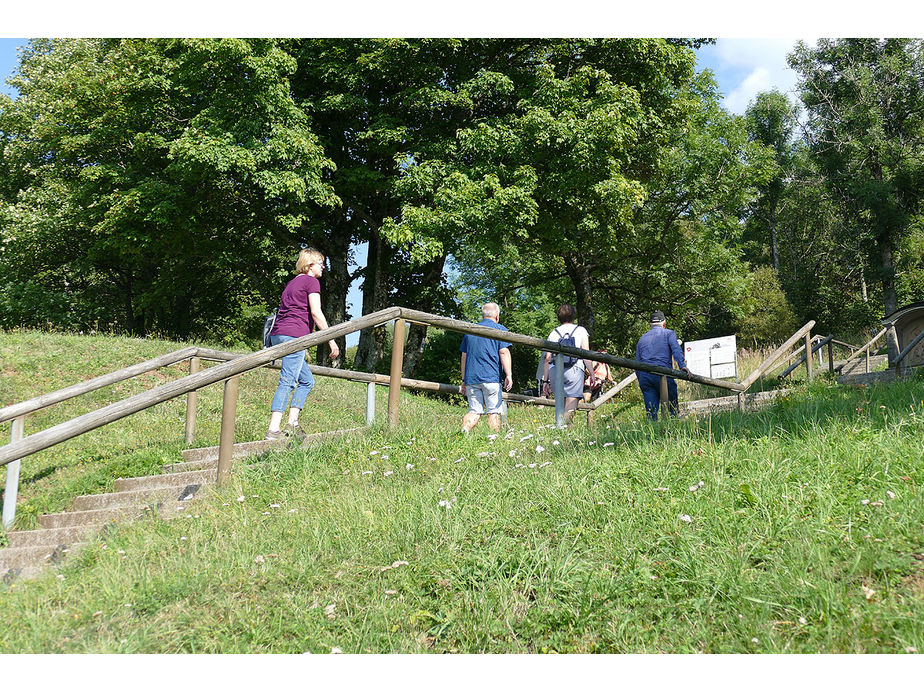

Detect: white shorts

[466,382,503,415]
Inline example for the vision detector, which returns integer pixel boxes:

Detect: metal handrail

[778,334,833,379]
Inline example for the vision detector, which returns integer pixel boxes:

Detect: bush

[735,266,799,346]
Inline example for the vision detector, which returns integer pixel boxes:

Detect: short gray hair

[482,302,500,319]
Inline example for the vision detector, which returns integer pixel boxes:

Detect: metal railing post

[388,319,406,427]
[2,416,25,529]
[366,382,376,426]
[865,348,870,374]
[828,342,834,373]
[554,353,565,428]
[185,356,200,445]
[804,333,813,382]
[216,376,240,485]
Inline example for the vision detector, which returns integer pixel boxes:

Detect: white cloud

[709,38,816,114]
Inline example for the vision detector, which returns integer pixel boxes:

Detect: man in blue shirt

[635,310,688,421]
[460,302,513,433]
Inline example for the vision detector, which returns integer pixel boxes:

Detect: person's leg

[463,384,486,432]
[637,372,660,421]
[483,383,502,431]
[269,335,303,434]
[287,358,315,422]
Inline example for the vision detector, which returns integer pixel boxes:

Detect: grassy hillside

[1,330,922,653]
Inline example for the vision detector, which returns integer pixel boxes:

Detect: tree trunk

[563,253,595,341]
[316,221,352,366]
[353,227,391,372]
[402,253,448,378]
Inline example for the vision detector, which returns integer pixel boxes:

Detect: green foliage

[0,39,336,342]
[735,266,799,347]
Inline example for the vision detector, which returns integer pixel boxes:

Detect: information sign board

[683,335,737,380]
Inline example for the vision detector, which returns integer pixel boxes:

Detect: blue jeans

[270,334,315,412]
[636,371,678,421]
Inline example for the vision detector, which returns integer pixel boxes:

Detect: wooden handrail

[0,347,199,424]
[895,329,924,366]
[834,328,888,373]
[589,373,637,409]
[738,321,816,390]
[778,334,833,379]
[0,307,402,468]
[397,308,746,392]
[195,348,595,410]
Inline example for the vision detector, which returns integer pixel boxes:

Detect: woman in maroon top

[266,247,340,440]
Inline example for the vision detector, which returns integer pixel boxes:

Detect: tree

[789,39,924,323]
[0,38,336,341]
[744,90,799,270]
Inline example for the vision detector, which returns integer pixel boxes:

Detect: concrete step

[113,468,216,493]
[6,524,101,549]
[38,506,149,529]
[178,427,362,466]
[181,438,285,464]
[0,543,85,574]
[71,483,207,512]
[681,388,790,415]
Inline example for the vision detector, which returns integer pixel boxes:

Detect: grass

[1,329,922,653]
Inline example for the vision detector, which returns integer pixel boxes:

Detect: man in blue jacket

[460,302,513,433]
[635,310,688,421]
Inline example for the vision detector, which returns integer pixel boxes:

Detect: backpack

[554,327,578,368]
[262,309,278,349]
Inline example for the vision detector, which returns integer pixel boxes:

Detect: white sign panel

[684,335,738,380]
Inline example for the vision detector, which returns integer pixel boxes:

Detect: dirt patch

[901,569,924,599]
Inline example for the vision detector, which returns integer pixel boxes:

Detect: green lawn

[1,330,922,653]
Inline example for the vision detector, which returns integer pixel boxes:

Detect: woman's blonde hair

[295,247,325,274]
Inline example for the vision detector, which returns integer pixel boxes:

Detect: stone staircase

[0,427,359,583]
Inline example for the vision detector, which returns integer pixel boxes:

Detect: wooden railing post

[2,416,25,529]
[554,353,565,428]
[804,333,813,382]
[185,356,200,445]
[659,375,669,418]
[216,376,240,485]
[388,319,406,427]
[366,382,376,426]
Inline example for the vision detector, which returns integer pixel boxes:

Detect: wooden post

[659,375,669,419]
[554,353,565,428]
[737,392,745,413]
[2,416,25,529]
[184,356,200,445]
[216,376,240,485]
[586,409,594,427]
[827,342,834,374]
[804,333,813,382]
[865,347,870,374]
[388,319,406,427]
[366,382,376,426]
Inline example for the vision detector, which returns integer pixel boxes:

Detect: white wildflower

[654,487,669,492]
[454,457,464,463]
[603,442,614,447]
[325,604,337,619]
[519,434,534,442]
[382,455,390,460]
[861,499,870,504]
[406,463,415,470]
[798,617,807,625]
[477,451,496,458]
[552,440,560,446]
[689,481,705,492]
[439,499,453,509]
[369,450,379,456]
[535,445,545,453]
[679,514,692,523]
[488,434,498,441]
[886,490,896,499]
[508,450,518,458]
[862,585,876,601]
[588,441,596,446]
[751,638,759,644]
[270,504,280,508]
[384,590,398,596]
[236,496,245,502]
[539,461,551,468]
[361,470,373,476]
[528,463,537,469]
[383,470,393,477]
[331,647,343,654]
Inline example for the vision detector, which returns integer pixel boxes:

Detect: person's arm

[308,292,339,360]
[499,347,513,391]
[460,352,467,396]
[578,328,595,379]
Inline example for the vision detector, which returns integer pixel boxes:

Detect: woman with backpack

[541,303,597,427]
[265,247,340,441]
